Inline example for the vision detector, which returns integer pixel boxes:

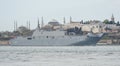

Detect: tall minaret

[63,17,66,24]
[27,21,28,29]
[16,21,18,31]
[38,18,40,28]
[41,17,44,28]
[29,21,30,30]
[27,21,30,30]
[14,21,16,31]
[111,14,115,22]
[70,16,72,23]
[14,21,18,31]
[37,18,40,31]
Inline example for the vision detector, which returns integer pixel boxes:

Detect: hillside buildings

[41,15,119,33]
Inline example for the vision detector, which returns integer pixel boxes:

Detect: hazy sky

[0,0,120,31]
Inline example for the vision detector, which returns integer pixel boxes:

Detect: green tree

[103,19,109,24]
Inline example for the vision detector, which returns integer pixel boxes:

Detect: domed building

[48,19,61,26]
[43,19,62,30]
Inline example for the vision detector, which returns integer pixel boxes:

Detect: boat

[9,20,104,46]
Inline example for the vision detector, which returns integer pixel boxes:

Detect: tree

[103,19,109,24]
[109,21,115,24]
[116,21,120,26]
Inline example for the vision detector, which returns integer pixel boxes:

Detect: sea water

[0,46,120,66]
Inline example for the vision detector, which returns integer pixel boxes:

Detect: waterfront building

[65,20,104,33]
[48,19,60,26]
[43,19,62,30]
[66,22,83,28]
[81,21,105,33]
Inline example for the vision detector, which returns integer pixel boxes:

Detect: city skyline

[0,0,120,31]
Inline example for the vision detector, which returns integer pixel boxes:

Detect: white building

[82,22,105,33]
[65,21,105,33]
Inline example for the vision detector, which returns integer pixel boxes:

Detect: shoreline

[0,40,10,46]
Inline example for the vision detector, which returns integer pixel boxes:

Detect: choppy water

[0,46,120,66]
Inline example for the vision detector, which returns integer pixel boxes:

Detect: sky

[0,0,120,31]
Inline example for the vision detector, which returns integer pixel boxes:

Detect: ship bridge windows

[46,36,55,39]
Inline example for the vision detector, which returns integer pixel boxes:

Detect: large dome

[49,19,58,22]
[48,19,60,26]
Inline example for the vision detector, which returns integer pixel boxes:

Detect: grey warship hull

[72,37,102,46]
[10,34,103,46]
[10,23,104,46]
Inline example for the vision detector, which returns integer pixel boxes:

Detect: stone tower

[111,14,115,22]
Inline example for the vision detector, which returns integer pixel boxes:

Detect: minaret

[111,14,115,22]
[14,21,16,31]
[41,17,44,28]
[70,16,72,23]
[63,17,66,24]
[13,21,19,32]
[27,21,28,29]
[16,21,18,31]
[38,18,40,28]
[37,18,40,31]
[29,21,30,30]
[27,21,30,30]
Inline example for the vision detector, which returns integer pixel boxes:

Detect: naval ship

[10,20,104,46]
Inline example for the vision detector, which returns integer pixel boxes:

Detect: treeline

[103,19,120,26]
